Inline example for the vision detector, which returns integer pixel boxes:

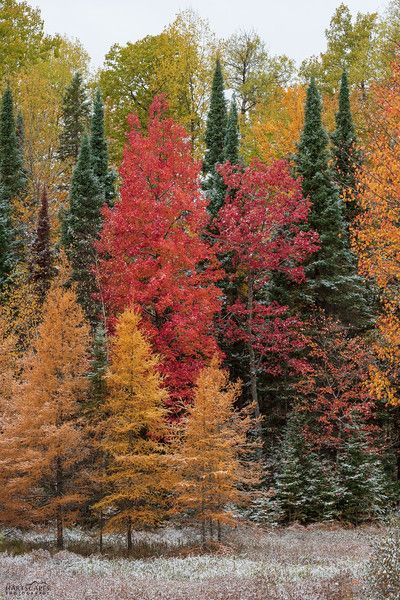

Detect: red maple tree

[216,159,319,415]
[97,97,221,408]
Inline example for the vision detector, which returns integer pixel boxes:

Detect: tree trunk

[209,518,214,541]
[99,511,104,554]
[56,456,64,550]
[247,274,260,417]
[127,517,132,554]
[217,520,222,543]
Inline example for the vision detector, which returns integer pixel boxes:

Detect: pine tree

[295,78,371,328]
[94,309,171,553]
[31,187,53,302]
[332,71,361,223]
[1,265,90,544]
[174,357,261,544]
[337,424,390,524]
[203,59,227,216]
[61,134,104,326]
[224,97,240,164]
[0,87,27,285]
[90,89,116,206]
[59,72,90,162]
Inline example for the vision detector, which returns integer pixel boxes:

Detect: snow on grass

[0,525,386,599]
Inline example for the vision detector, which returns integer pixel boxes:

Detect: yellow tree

[352,62,400,405]
[0,264,90,545]
[246,85,306,163]
[173,358,261,544]
[94,309,171,553]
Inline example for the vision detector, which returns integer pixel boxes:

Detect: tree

[203,58,228,216]
[224,29,295,118]
[173,357,261,544]
[31,187,53,302]
[295,78,372,328]
[204,58,227,175]
[0,0,57,83]
[61,134,104,326]
[90,89,115,206]
[296,315,378,453]
[100,11,216,161]
[216,159,319,416]
[59,72,90,162]
[12,37,90,204]
[0,85,27,284]
[272,413,338,524]
[97,97,221,408]
[1,265,90,544]
[332,71,361,223]
[352,62,400,405]
[299,4,381,96]
[336,423,390,523]
[94,309,170,552]
[224,97,240,164]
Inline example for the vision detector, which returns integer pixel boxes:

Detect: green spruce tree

[90,89,116,206]
[224,97,240,164]
[337,424,390,524]
[295,78,371,328]
[0,87,27,286]
[273,414,338,524]
[61,135,104,325]
[59,72,90,162]
[203,58,227,216]
[332,71,361,223]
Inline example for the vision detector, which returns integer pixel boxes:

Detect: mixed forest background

[1,0,400,550]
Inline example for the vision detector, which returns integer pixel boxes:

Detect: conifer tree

[332,71,361,223]
[203,59,227,216]
[273,414,338,524]
[295,78,371,328]
[174,358,261,544]
[336,424,390,524]
[2,264,90,544]
[59,72,90,162]
[224,97,240,164]
[90,89,116,206]
[31,187,52,302]
[61,134,104,325]
[94,309,171,553]
[0,86,27,285]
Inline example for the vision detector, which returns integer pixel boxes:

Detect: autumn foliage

[94,309,171,549]
[173,357,261,543]
[97,97,221,408]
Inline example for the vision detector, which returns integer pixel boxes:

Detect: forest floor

[0,523,386,599]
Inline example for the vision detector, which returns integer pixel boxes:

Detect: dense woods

[1,0,400,554]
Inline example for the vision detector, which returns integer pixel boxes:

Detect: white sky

[33,0,386,70]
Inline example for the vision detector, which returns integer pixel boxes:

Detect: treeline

[0,0,399,550]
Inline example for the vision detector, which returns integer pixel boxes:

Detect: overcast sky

[32,0,386,70]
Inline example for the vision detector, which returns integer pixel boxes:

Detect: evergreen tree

[90,89,116,206]
[203,59,227,216]
[224,97,240,164]
[337,424,390,524]
[0,86,27,285]
[87,322,108,415]
[31,187,53,301]
[332,71,361,223]
[16,111,25,157]
[59,72,90,162]
[294,78,371,328]
[273,414,338,524]
[61,134,104,326]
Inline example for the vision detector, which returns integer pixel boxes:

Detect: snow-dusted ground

[0,524,385,599]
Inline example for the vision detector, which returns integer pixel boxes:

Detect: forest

[1,0,400,598]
